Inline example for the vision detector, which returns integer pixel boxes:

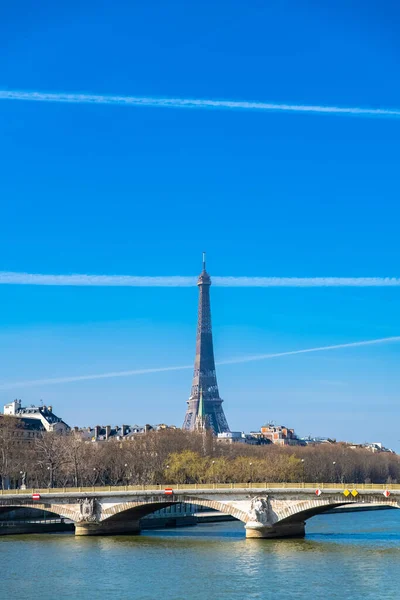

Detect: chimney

[73,426,79,433]
[105,425,111,440]
[122,424,127,436]
[94,425,101,440]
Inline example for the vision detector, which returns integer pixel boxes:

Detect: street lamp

[124,464,129,486]
[249,462,253,484]
[211,460,215,484]
[47,466,52,488]
[300,458,306,483]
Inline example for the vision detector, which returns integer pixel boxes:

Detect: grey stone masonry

[0,486,398,538]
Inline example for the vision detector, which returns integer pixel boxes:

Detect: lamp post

[249,462,253,484]
[332,461,337,484]
[47,466,53,488]
[301,458,305,483]
[211,460,215,484]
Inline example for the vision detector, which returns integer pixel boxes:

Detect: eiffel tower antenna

[182,254,230,434]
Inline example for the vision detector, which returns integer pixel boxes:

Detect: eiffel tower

[183,254,230,434]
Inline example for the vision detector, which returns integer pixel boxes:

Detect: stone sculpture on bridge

[247,496,269,525]
[79,498,98,523]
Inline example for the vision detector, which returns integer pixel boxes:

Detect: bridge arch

[274,498,400,525]
[0,502,80,523]
[100,495,248,524]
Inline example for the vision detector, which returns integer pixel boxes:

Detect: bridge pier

[245,521,305,539]
[75,520,141,536]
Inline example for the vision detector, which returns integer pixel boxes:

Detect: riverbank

[326,504,396,514]
[0,520,73,535]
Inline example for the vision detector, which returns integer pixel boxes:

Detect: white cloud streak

[1,272,400,287]
[0,364,193,390]
[0,272,196,287]
[213,277,400,288]
[0,336,398,390]
[1,90,400,119]
[216,336,400,365]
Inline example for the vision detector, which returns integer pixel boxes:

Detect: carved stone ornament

[79,498,98,523]
[247,496,270,526]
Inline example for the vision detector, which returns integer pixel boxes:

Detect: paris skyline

[1,252,399,450]
[1,1,400,448]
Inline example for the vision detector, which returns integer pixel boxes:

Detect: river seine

[1,510,400,599]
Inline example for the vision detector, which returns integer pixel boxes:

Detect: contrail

[217,336,400,365]
[1,90,400,119]
[213,277,400,288]
[0,336,398,390]
[1,272,400,287]
[0,272,196,287]
[0,364,193,390]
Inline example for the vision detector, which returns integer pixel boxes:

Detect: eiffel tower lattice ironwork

[183,254,230,434]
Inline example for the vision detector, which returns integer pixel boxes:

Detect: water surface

[2,510,400,599]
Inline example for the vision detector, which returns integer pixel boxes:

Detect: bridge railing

[1,482,400,495]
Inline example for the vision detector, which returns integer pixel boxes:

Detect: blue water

[1,510,400,599]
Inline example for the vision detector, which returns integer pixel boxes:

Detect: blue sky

[1,1,400,448]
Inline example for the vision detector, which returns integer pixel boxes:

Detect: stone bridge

[0,483,399,538]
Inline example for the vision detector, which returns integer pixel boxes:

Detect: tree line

[0,416,399,489]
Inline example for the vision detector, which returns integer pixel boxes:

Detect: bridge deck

[0,482,399,497]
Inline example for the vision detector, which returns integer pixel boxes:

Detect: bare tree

[0,426,398,488]
[34,432,70,488]
[0,416,28,489]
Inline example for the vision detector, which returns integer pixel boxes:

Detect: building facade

[73,423,177,442]
[254,423,303,446]
[3,400,69,433]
